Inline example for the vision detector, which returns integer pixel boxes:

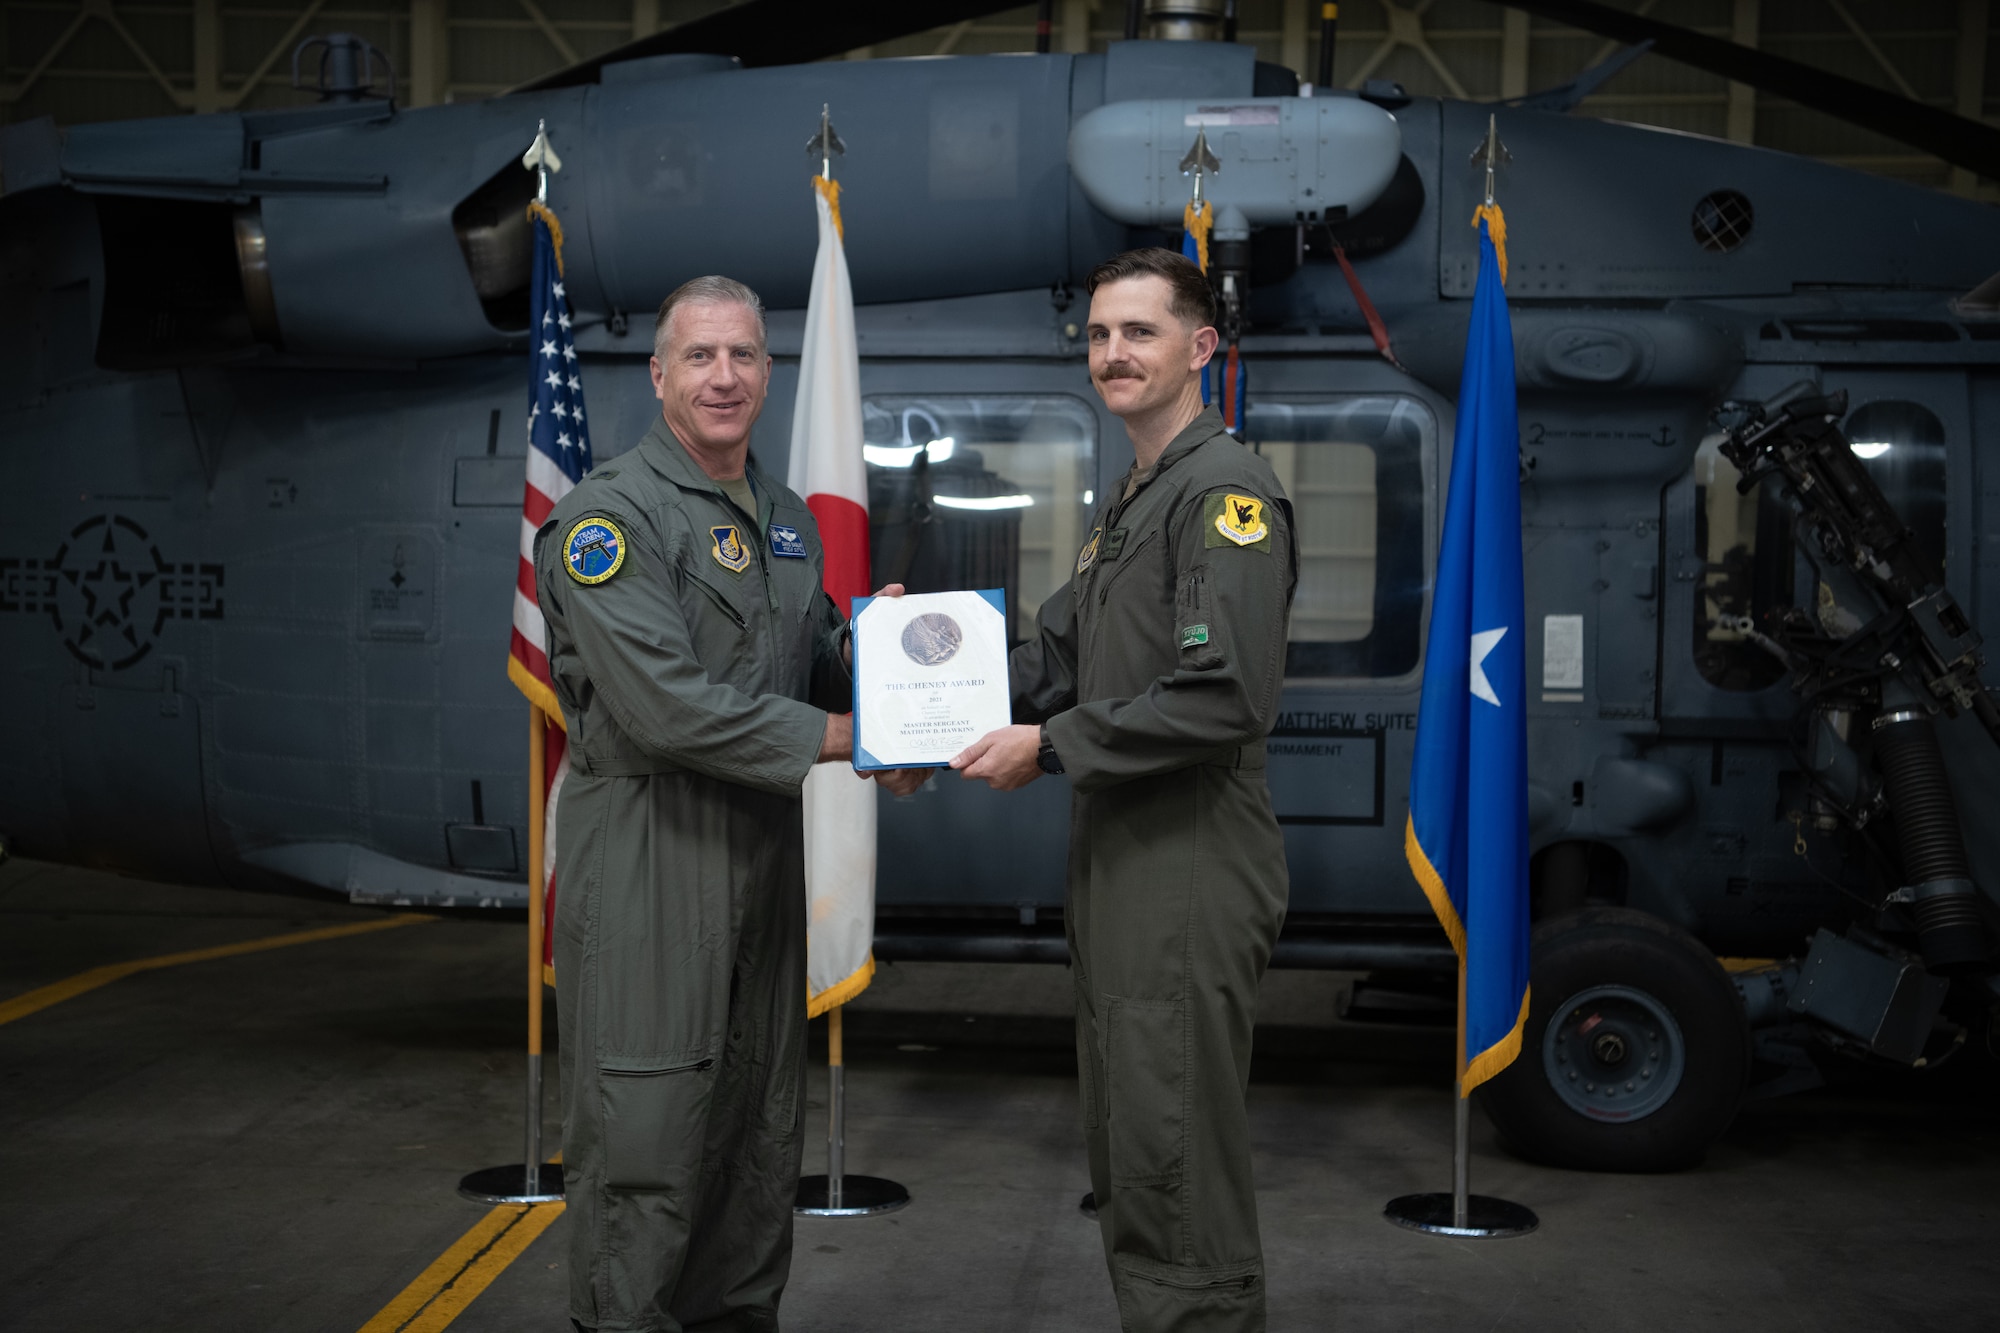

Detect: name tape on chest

[768,523,807,559]
[563,517,627,584]
[1206,492,1270,550]
[710,524,752,573]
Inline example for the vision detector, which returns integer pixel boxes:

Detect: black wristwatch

[1036,725,1065,775]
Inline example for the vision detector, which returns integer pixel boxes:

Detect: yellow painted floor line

[0,914,434,1027]
[361,1198,566,1333]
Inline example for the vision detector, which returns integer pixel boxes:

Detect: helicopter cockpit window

[1250,398,1430,680]
[1692,433,1795,691]
[862,395,1097,644]
[1844,400,1947,574]
[1691,400,1948,693]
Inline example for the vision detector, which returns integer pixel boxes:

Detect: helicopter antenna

[806,103,846,181]
[521,119,563,204]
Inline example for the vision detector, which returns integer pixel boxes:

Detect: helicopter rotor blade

[1489,0,2000,182]
[520,0,2000,184]
[513,0,1028,92]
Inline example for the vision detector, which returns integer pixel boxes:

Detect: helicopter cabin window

[1692,433,1796,691]
[1691,400,1947,692]
[862,395,1097,644]
[1251,398,1430,680]
[1843,400,1947,574]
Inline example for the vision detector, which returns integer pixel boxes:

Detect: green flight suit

[533,416,849,1333]
[1012,406,1297,1333]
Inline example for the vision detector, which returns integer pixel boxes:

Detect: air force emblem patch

[768,524,807,559]
[1206,492,1270,550]
[563,517,626,584]
[711,525,752,573]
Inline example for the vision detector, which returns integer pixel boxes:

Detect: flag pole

[1453,966,1470,1229]
[789,101,905,1222]
[462,116,577,1207]
[458,703,564,1204]
[1383,111,1535,1241]
[829,1005,845,1207]
[524,704,549,1196]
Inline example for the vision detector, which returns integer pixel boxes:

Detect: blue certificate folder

[850,588,1008,771]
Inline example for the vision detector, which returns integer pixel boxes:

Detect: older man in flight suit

[535,275,910,1333]
[954,249,1297,1331]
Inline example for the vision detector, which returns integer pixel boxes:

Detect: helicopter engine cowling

[1066,96,1403,228]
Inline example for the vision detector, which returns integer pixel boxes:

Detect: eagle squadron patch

[563,517,626,585]
[710,525,752,573]
[1206,493,1270,550]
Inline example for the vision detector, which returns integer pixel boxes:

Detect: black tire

[1477,907,1750,1172]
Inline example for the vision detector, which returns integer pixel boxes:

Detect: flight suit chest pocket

[1093,527,1160,604]
[681,567,752,648]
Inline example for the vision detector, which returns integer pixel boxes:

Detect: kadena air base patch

[564,517,626,584]
[1206,492,1270,550]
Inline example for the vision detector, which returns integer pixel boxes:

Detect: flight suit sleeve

[540,509,828,796]
[1043,487,1293,792]
[1009,578,1081,725]
[807,589,853,715]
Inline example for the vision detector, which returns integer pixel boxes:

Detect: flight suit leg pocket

[599,1057,715,1192]
[1076,982,1104,1131]
[1105,995,1187,1188]
[1175,567,1225,673]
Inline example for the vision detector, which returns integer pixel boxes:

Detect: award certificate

[851,589,1011,770]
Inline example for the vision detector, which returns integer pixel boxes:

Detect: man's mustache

[1095,366,1143,380]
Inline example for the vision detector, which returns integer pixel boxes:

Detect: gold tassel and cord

[1471,202,1508,286]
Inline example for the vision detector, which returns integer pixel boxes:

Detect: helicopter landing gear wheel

[1478,907,1749,1172]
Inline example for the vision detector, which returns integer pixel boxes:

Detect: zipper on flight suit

[688,574,749,629]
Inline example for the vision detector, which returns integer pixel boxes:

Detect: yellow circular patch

[563,516,626,585]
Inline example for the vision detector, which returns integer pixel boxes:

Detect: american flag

[506,198,592,971]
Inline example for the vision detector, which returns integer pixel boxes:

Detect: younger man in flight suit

[954,249,1298,1331]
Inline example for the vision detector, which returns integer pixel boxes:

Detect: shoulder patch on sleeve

[563,515,627,584]
[1205,491,1271,550]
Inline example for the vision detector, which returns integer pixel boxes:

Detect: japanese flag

[790,175,876,1016]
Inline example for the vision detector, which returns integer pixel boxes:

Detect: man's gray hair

[653,275,768,359]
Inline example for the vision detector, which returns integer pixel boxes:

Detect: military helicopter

[4,0,1999,1173]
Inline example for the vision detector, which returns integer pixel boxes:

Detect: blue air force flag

[1405,213,1531,1095]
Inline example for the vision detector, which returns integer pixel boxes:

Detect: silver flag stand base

[794,1058,907,1217]
[795,1173,909,1217]
[1384,1191,1537,1238]
[1384,1087,1537,1239]
[460,1051,564,1204]
[459,1163,564,1205]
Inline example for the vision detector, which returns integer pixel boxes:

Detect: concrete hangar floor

[4,858,1999,1332]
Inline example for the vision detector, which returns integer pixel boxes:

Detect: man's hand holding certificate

[850,589,1011,770]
